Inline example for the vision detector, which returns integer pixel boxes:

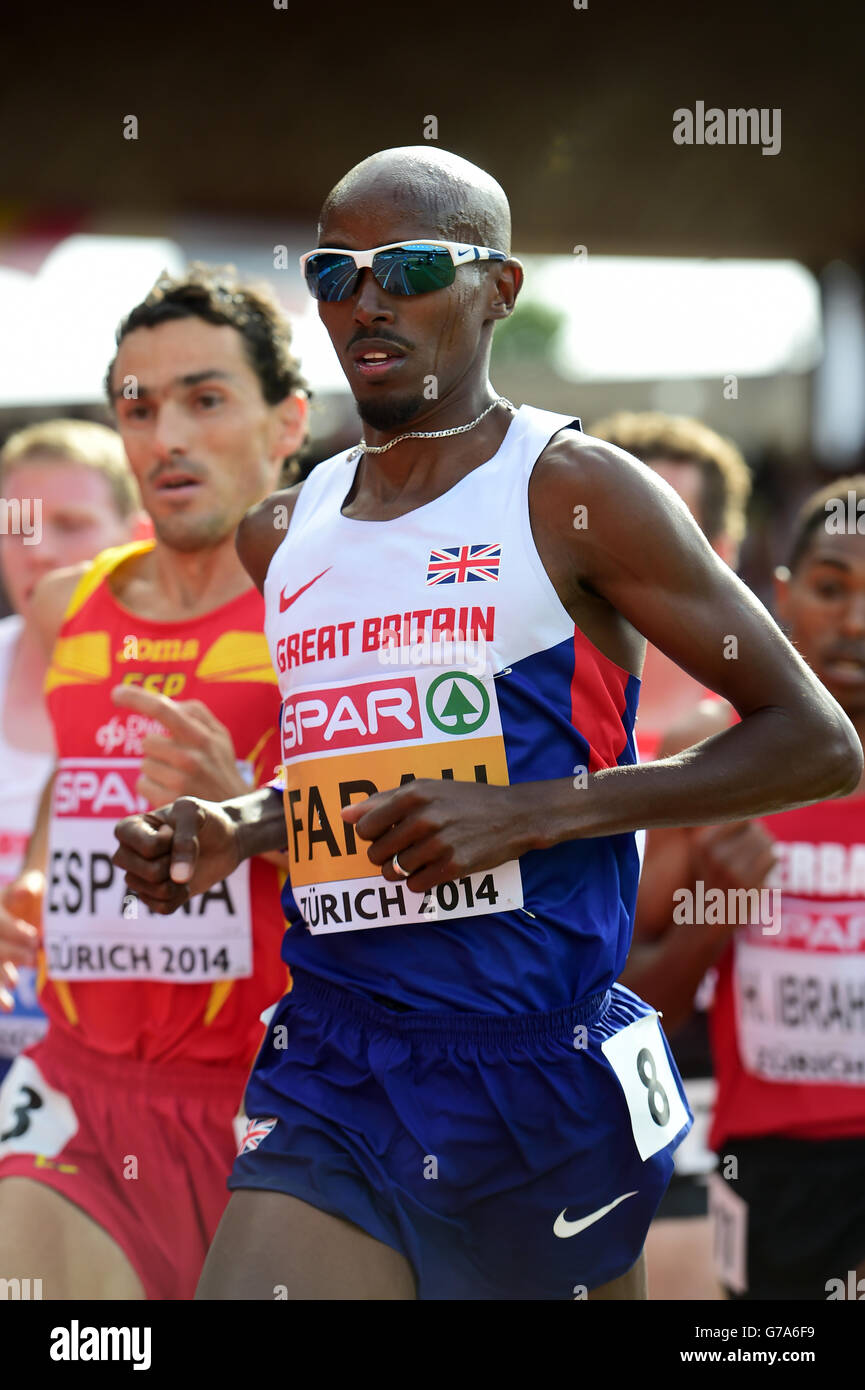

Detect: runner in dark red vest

[625,475,865,1299]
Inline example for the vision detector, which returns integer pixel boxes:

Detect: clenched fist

[113,797,242,915]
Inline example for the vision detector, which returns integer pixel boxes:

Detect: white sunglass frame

[299,240,508,295]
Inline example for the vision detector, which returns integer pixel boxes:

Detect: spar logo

[281,677,421,755]
[425,671,490,735]
[54,766,147,818]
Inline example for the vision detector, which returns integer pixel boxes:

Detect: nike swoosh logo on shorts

[552,1190,638,1238]
[279,566,332,612]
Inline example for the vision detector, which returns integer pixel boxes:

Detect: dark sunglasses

[299,240,508,303]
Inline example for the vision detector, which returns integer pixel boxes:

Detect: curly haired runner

[116,150,860,1301]
[0,265,307,1299]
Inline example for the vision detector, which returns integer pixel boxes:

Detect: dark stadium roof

[1,0,861,265]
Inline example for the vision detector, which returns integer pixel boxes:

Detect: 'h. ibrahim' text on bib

[711,791,865,1144]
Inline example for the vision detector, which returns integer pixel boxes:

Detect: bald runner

[115,148,860,1301]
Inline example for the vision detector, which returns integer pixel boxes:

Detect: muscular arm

[521,437,861,842]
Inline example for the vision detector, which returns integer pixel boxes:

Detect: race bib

[0,1055,78,1158]
[281,668,523,933]
[601,1012,690,1161]
[43,758,252,982]
[734,914,865,1085]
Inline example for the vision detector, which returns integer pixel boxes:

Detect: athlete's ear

[270,391,308,465]
[487,258,523,321]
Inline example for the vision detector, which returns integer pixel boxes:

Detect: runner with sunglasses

[114,146,860,1301]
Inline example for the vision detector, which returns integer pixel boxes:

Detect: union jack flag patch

[426,543,501,586]
[237,1116,278,1155]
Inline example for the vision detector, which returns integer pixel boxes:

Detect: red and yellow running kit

[0,542,287,1297]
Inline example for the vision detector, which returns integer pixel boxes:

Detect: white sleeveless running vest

[264,402,642,1004]
[265,405,585,933]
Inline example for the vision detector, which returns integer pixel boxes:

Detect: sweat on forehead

[318,146,512,253]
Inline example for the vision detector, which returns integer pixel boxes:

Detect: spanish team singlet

[710,788,865,1147]
[39,541,288,1064]
[264,405,642,1013]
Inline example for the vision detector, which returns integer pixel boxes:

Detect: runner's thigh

[196,1189,416,1300]
[0,1176,144,1299]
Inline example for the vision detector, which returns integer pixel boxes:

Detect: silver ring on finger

[392,852,410,879]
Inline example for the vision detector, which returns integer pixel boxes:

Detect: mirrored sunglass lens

[373,245,455,295]
[306,253,359,301]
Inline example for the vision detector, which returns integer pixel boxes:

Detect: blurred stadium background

[1,0,863,609]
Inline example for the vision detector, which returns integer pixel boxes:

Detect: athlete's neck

[110,532,253,622]
[344,384,513,521]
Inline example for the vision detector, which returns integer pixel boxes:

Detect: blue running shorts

[229,969,693,1299]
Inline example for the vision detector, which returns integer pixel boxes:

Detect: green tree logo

[426,672,490,735]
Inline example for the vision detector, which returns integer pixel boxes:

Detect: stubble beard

[150,509,235,553]
[356,391,427,434]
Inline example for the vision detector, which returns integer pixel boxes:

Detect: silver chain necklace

[346,396,515,463]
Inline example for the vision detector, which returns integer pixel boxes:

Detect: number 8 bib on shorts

[602,1012,690,1159]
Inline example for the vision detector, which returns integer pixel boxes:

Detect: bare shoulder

[530,430,679,528]
[30,564,90,656]
[531,430,700,550]
[657,698,734,759]
[527,428,708,614]
[236,482,304,593]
